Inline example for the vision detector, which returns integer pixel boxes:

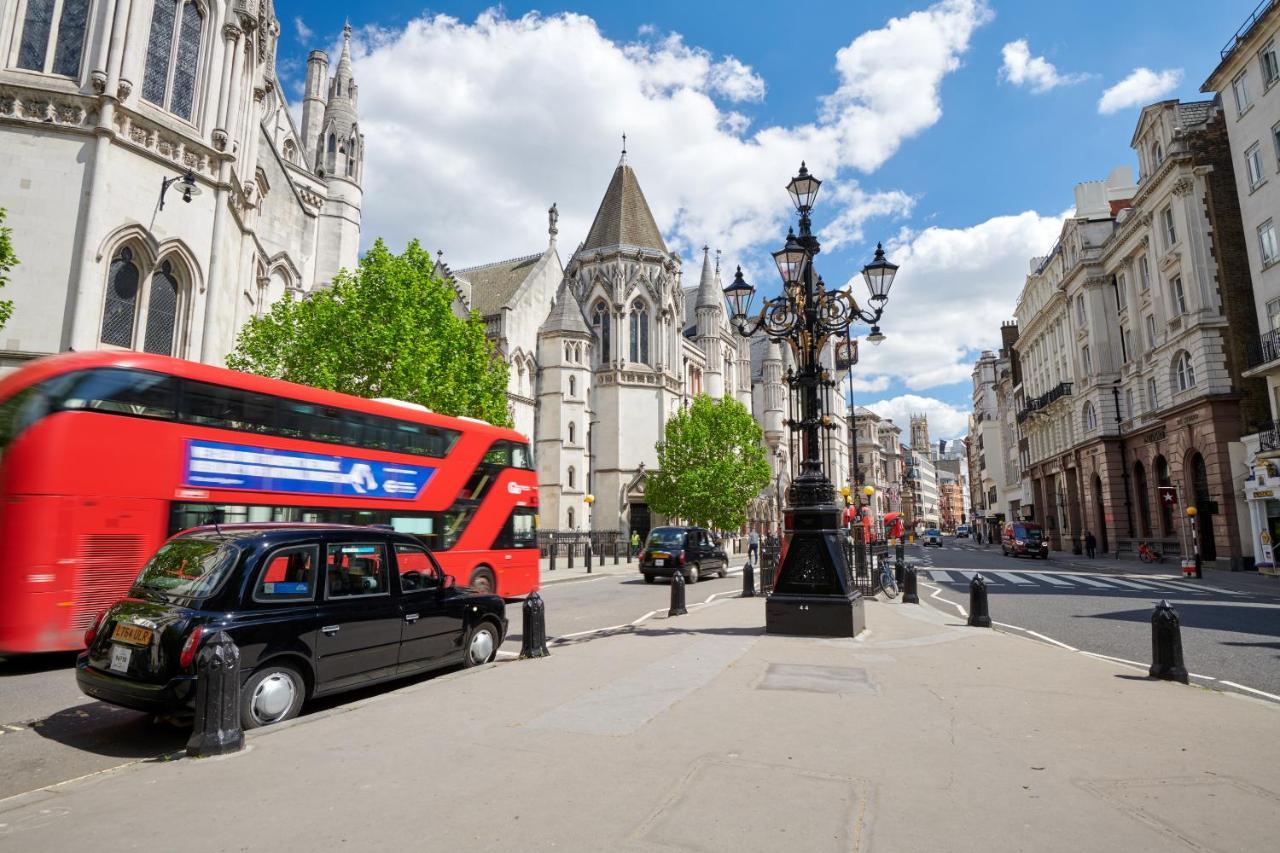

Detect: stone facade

[0,2,361,374]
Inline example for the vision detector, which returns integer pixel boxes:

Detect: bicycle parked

[1138,541,1164,563]
[879,556,899,599]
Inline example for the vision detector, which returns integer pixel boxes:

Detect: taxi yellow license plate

[111,623,152,646]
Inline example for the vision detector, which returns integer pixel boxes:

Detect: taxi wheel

[463,620,500,667]
[687,563,701,584]
[241,663,306,730]
[643,574,656,584]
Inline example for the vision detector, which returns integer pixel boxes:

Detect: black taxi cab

[638,526,729,584]
[76,524,507,728]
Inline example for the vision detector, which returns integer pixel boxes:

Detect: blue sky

[273,1,1256,439]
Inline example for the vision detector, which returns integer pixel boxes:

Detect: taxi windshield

[131,537,239,599]
[646,528,686,549]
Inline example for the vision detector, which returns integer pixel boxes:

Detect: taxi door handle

[321,625,340,636]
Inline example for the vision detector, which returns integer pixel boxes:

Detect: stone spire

[542,278,592,336]
[696,246,720,309]
[319,21,360,181]
[580,157,667,254]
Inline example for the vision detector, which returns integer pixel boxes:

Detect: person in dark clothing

[1084,530,1097,559]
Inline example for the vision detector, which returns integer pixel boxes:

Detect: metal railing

[1247,327,1280,369]
[1016,381,1073,423]
[538,530,624,559]
[1221,0,1278,59]
[1258,421,1280,452]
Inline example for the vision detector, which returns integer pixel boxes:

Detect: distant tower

[300,50,330,168]
[695,246,725,399]
[315,23,364,287]
[911,414,931,455]
[762,338,785,449]
[537,280,594,529]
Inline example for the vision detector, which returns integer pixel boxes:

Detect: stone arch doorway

[1093,475,1109,553]
[1189,452,1217,561]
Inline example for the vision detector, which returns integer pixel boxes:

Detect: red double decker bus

[0,352,539,653]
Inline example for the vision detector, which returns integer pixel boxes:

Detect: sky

[274,0,1255,441]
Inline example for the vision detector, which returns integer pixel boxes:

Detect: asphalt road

[0,566,744,802]
[911,538,1280,700]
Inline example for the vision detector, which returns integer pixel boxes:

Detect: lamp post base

[766,592,865,637]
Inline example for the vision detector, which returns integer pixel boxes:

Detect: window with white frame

[1082,402,1097,431]
[1076,295,1086,325]
[1125,388,1134,419]
[1273,121,1280,168]
[1234,70,1254,114]
[1260,219,1279,267]
[142,0,205,122]
[1147,377,1159,411]
[1174,351,1196,392]
[1267,297,1280,331]
[1145,314,1157,349]
[1171,276,1187,315]
[15,0,91,78]
[1261,39,1280,88]
[1082,345,1092,374]
[99,247,188,356]
[1123,328,1134,362]
[1115,273,1127,311]
[1139,255,1151,291]
[1247,143,1266,189]
[1150,141,1164,168]
[1162,207,1177,249]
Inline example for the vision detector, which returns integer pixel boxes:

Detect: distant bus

[0,352,538,653]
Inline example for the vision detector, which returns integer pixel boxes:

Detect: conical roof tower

[580,150,667,254]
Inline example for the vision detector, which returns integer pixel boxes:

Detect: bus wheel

[468,567,496,595]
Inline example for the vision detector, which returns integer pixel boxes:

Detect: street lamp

[159,169,201,210]
[724,162,899,638]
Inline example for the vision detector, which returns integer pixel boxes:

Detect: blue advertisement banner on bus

[183,440,435,500]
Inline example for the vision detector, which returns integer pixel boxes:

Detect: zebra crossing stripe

[927,570,957,583]
[1029,573,1074,586]
[1101,577,1165,590]
[1155,579,1241,595]
[991,571,1034,585]
[1064,575,1114,588]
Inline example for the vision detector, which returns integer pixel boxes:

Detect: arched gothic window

[568,422,576,444]
[567,466,576,489]
[592,301,611,363]
[567,507,575,529]
[142,0,205,121]
[101,247,140,348]
[326,133,337,172]
[1082,402,1097,431]
[16,0,91,78]
[629,300,649,364]
[1174,351,1196,392]
[143,261,180,355]
[346,136,358,177]
[569,375,576,398]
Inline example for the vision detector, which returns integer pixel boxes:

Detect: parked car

[922,528,943,547]
[955,525,970,538]
[76,524,507,729]
[640,526,728,584]
[1001,521,1049,559]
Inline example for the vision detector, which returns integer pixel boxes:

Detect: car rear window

[132,537,239,599]
[646,528,686,549]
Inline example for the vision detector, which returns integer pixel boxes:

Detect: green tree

[227,239,510,425]
[646,394,772,530]
[0,208,17,331]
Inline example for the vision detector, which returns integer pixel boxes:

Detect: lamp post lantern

[725,162,899,637]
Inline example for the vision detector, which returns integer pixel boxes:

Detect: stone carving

[224,23,243,42]
[1172,177,1195,197]
[90,71,107,95]
[0,96,15,115]
[211,128,228,151]
[23,100,50,120]
[117,78,132,100]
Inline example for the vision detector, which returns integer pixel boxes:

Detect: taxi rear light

[83,612,105,647]
[179,626,205,670]
[676,550,686,566]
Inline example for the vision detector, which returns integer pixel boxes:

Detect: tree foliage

[646,394,772,530]
[227,239,510,425]
[0,208,16,332]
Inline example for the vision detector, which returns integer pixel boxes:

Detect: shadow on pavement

[1080,604,1280,639]
[0,651,79,677]
[29,701,188,759]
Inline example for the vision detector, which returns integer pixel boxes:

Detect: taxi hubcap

[252,672,296,723]
[470,629,494,663]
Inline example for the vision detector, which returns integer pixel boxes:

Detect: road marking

[1102,577,1168,590]
[1065,575,1115,589]
[927,570,957,583]
[1219,681,1280,703]
[991,571,1034,585]
[1030,573,1074,586]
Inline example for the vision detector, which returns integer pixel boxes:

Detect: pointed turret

[696,245,720,309]
[580,159,667,255]
[694,246,724,399]
[542,279,592,337]
[319,22,361,182]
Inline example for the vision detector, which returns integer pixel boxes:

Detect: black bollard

[967,574,992,628]
[549,539,557,572]
[669,569,688,616]
[742,561,755,598]
[519,592,550,659]
[902,566,919,604]
[614,539,620,566]
[586,540,593,574]
[894,554,904,585]
[185,631,244,758]
[1149,599,1188,684]
[896,540,905,575]
[568,540,575,569]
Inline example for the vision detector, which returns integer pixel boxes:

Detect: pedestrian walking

[1085,530,1097,559]
[630,530,641,557]
[748,529,760,565]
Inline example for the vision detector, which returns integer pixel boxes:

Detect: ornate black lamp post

[724,162,899,637]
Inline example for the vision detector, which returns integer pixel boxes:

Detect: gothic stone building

[0,1,362,374]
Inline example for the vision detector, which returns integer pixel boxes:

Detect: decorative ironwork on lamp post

[723,162,899,637]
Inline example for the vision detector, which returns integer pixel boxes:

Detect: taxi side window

[396,544,440,593]
[326,543,389,598]
[256,546,318,602]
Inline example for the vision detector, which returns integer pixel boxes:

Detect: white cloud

[864,394,972,441]
[844,208,1069,391]
[1097,67,1183,115]
[999,39,1088,93]
[349,1,992,267]
[294,16,313,43]
[845,373,891,393]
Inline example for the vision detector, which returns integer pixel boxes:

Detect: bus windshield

[131,537,239,599]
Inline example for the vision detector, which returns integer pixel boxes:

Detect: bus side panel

[432,549,538,599]
[0,495,65,653]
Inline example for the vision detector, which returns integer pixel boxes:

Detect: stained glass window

[17,0,55,71]
[629,301,649,364]
[143,262,179,355]
[142,0,176,106]
[170,2,202,120]
[51,0,90,77]
[101,248,139,348]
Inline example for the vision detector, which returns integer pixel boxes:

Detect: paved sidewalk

[3,595,1277,851]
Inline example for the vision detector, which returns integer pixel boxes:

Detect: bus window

[495,507,537,549]
[182,381,274,433]
[62,369,176,420]
[511,443,533,469]
[483,442,510,466]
